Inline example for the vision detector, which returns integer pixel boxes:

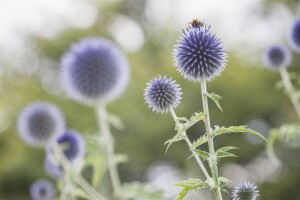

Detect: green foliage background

[0,0,300,199]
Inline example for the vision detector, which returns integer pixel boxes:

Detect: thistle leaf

[175,179,210,200]
[192,134,209,148]
[179,112,205,132]
[207,92,223,112]
[214,125,267,142]
[193,149,210,160]
[215,146,238,160]
[164,134,185,153]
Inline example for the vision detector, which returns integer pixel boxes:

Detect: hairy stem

[96,103,122,199]
[170,108,213,186]
[279,68,300,120]
[200,78,223,200]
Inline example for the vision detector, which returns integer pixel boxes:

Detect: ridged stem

[169,108,213,186]
[200,78,223,200]
[95,103,122,199]
[279,68,300,120]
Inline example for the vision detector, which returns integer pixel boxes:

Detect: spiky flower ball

[290,17,300,53]
[60,37,130,104]
[56,130,85,162]
[44,156,63,179]
[263,45,291,70]
[174,21,227,81]
[232,181,259,200]
[18,102,65,147]
[30,179,55,200]
[144,76,182,113]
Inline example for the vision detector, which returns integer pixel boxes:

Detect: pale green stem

[200,78,223,200]
[95,103,122,199]
[51,143,107,200]
[279,68,300,120]
[169,108,213,186]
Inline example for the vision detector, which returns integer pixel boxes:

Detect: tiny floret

[55,130,85,162]
[174,21,227,81]
[30,179,55,200]
[44,156,64,179]
[232,181,259,200]
[263,44,291,70]
[60,37,130,104]
[144,76,182,113]
[18,102,65,147]
[290,17,300,53]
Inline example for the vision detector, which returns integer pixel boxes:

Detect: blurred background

[0,0,300,199]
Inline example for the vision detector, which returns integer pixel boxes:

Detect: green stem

[95,103,122,199]
[169,108,213,186]
[279,68,300,120]
[200,78,223,200]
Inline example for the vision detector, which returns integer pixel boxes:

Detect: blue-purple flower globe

[174,22,227,81]
[290,17,300,53]
[232,181,259,200]
[144,76,182,113]
[56,130,85,162]
[18,102,65,147]
[263,45,291,70]
[44,156,63,179]
[30,179,55,200]
[60,37,130,104]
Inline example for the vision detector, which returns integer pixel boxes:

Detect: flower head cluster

[44,156,64,179]
[56,130,85,162]
[263,44,291,70]
[174,22,227,81]
[290,17,300,53]
[17,102,65,147]
[232,181,259,200]
[60,37,130,104]
[144,76,182,113]
[30,179,55,200]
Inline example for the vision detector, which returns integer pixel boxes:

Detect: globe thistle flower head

[174,21,227,81]
[17,102,65,147]
[44,156,64,179]
[30,179,55,200]
[144,76,182,113]
[232,181,259,200]
[60,37,130,105]
[290,17,300,53]
[263,44,291,70]
[56,130,85,162]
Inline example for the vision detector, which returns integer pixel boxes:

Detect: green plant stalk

[200,78,223,200]
[169,108,214,186]
[279,68,300,119]
[96,103,122,199]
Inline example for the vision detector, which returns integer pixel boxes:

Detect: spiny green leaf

[192,134,209,148]
[178,112,205,132]
[193,149,210,160]
[164,134,185,153]
[215,146,238,160]
[207,92,223,112]
[176,188,189,200]
[219,177,231,193]
[214,125,267,142]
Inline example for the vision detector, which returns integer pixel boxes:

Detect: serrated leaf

[164,134,185,153]
[214,125,267,142]
[175,178,210,199]
[215,146,238,160]
[219,177,231,193]
[193,149,210,160]
[178,112,205,132]
[207,92,223,112]
[192,135,209,148]
[176,188,189,200]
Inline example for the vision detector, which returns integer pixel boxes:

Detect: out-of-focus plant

[144,19,265,200]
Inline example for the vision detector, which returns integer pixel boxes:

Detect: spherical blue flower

[263,44,291,70]
[232,181,259,200]
[174,23,227,81]
[56,130,85,162]
[17,102,65,147]
[60,37,130,104]
[144,76,182,113]
[30,179,55,200]
[44,156,63,179]
[290,17,300,53]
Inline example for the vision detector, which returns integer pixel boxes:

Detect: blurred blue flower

[263,44,291,70]
[60,37,130,104]
[290,17,300,53]
[30,179,55,200]
[174,23,227,81]
[17,102,65,147]
[232,181,259,200]
[44,156,63,180]
[144,76,182,113]
[56,130,85,162]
